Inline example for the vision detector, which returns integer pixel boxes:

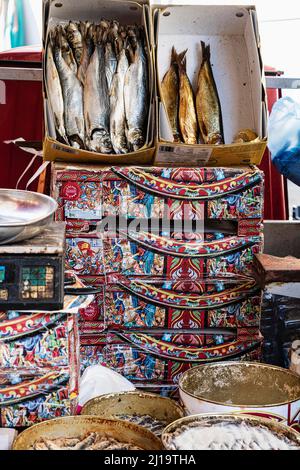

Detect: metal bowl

[12,416,163,450]
[179,362,300,428]
[0,189,57,245]
[81,391,185,434]
[162,414,300,450]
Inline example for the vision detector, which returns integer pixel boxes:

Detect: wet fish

[160,47,185,143]
[196,41,224,145]
[124,33,149,151]
[46,37,68,143]
[77,22,94,85]
[177,52,198,145]
[84,29,112,153]
[53,30,85,149]
[110,48,129,154]
[65,21,83,66]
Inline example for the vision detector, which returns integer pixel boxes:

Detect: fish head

[207,132,224,145]
[114,135,129,155]
[90,130,113,154]
[128,128,145,151]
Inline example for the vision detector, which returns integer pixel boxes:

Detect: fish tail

[172,47,187,71]
[176,49,187,74]
[201,41,210,62]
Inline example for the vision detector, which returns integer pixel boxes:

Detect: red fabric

[259,67,287,220]
[0,47,44,191]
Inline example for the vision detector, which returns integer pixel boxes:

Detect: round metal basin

[0,189,57,245]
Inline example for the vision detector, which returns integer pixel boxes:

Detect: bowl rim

[178,361,300,408]
[81,390,185,418]
[161,412,300,449]
[12,415,163,450]
[0,189,58,227]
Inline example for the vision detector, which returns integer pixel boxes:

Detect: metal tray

[0,189,57,245]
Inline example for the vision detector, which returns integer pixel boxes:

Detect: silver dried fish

[53,30,85,149]
[84,28,112,153]
[124,31,149,151]
[46,37,68,143]
[110,48,129,154]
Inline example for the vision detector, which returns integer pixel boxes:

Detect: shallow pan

[0,189,57,245]
[12,415,163,450]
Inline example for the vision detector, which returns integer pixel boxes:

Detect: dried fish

[124,32,149,151]
[77,22,94,85]
[84,28,112,153]
[115,414,167,436]
[46,37,68,144]
[53,29,85,149]
[161,47,185,143]
[196,41,224,145]
[105,42,117,92]
[110,48,129,154]
[58,25,77,74]
[233,129,258,144]
[30,433,143,451]
[65,21,83,67]
[177,52,198,145]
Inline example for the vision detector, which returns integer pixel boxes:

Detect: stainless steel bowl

[0,189,57,245]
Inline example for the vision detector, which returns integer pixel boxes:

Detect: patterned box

[102,232,263,279]
[104,277,262,330]
[52,165,264,235]
[103,329,263,386]
[0,312,79,427]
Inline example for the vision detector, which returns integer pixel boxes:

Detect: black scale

[0,223,65,311]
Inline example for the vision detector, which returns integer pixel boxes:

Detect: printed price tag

[156,144,212,166]
[52,143,80,155]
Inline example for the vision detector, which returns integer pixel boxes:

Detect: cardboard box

[64,231,263,279]
[153,4,267,166]
[0,369,73,427]
[103,233,263,279]
[52,163,264,233]
[0,313,79,427]
[79,334,107,372]
[43,0,155,164]
[0,313,78,370]
[103,277,262,329]
[103,329,263,385]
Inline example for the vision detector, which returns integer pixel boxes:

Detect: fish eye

[236,12,244,18]
[163,11,170,17]
[55,2,63,7]
[129,6,138,11]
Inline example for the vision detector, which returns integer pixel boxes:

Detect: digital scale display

[0,266,6,283]
[20,266,55,300]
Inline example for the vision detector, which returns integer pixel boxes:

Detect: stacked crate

[51,163,264,395]
[0,312,79,427]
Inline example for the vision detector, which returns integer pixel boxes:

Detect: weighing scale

[0,223,65,311]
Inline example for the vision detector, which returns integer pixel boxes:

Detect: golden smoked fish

[160,47,184,143]
[196,41,224,145]
[177,53,198,145]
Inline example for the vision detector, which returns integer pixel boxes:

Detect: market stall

[0,0,300,453]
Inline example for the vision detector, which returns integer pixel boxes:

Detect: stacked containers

[45,1,266,396]
[0,312,79,427]
[51,164,264,395]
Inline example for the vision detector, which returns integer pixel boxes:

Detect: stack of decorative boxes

[0,312,79,427]
[51,164,264,396]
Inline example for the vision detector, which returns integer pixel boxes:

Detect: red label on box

[62,182,81,201]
